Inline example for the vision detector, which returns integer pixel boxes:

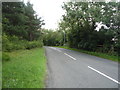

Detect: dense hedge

[2,34,43,52]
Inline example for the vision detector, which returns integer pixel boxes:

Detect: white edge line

[88,66,120,84]
[64,53,76,60]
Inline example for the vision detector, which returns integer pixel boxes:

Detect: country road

[45,46,119,88]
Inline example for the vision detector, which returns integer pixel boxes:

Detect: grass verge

[56,46,119,62]
[2,48,46,88]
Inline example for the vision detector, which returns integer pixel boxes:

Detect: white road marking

[64,53,76,60]
[49,47,56,50]
[56,49,62,52]
[88,66,120,84]
[49,47,54,49]
[49,47,62,52]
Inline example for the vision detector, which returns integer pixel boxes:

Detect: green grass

[56,46,119,62]
[2,48,46,88]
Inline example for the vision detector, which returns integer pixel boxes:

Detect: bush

[2,34,26,51]
[25,41,43,50]
[2,52,10,61]
[2,34,43,51]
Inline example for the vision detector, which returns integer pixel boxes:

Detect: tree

[2,1,45,41]
[42,29,63,46]
[2,2,27,38]
[59,1,119,53]
[24,1,44,41]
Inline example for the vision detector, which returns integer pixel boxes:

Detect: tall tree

[24,2,44,41]
[2,1,45,41]
[2,2,27,38]
[60,2,119,53]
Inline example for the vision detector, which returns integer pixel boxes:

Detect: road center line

[88,66,120,84]
[64,53,76,60]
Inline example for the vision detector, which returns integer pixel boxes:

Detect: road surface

[45,46,119,88]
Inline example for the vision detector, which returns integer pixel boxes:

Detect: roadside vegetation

[43,2,119,62]
[2,2,44,52]
[2,48,46,88]
[42,29,64,46]
[2,1,46,88]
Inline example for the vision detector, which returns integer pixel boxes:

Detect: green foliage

[24,2,44,41]
[2,2,45,88]
[2,52,10,61]
[43,29,64,46]
[2,33,43,52]
[2,2,45,52]
[2,1,44,45]
[2,34,25,51]
[58,2,119,55]
[25,41,43,50]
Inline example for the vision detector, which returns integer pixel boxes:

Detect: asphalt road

[45,46,119,88]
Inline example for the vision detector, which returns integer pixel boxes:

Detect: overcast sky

[23,0,113,31]
[24,0,66,30]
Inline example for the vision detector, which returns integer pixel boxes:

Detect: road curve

[45,46,119,88]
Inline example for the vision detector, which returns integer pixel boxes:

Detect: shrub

[2,34,26,51]
[2,52,10,61]
[25,41,43,50]
[2,34,43,51]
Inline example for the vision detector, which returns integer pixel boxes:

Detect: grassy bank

[2,48,46,88]
[56,46,119,62]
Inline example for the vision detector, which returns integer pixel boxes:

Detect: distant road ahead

[45,46,119,88]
